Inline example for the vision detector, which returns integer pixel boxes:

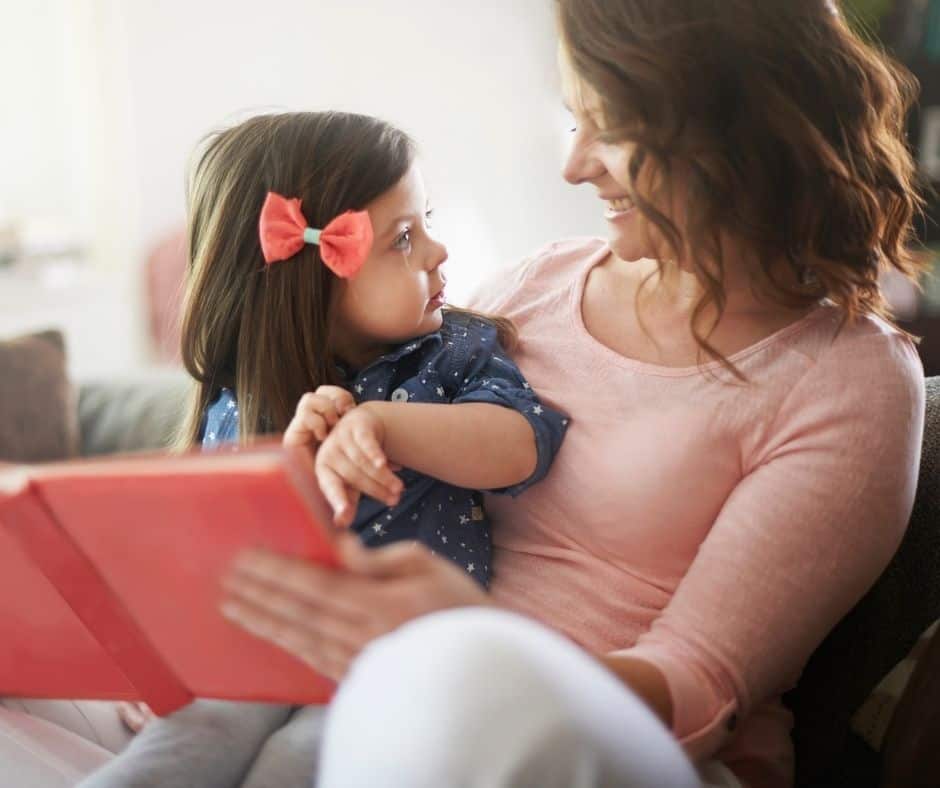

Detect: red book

[0,444,339,715]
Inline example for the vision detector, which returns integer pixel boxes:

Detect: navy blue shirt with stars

[200,311,568,586]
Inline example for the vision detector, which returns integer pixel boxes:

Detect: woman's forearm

[360,401,537,490]
[599,653,674,727]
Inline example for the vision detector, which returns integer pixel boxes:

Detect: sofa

[1,328,939,787]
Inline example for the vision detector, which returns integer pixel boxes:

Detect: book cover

[0,445,339,714]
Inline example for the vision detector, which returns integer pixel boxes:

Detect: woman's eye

[424,208,434,228]
[393,228,412,250]
[563,108,578,134]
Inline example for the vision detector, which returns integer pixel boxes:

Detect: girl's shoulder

[439,309,502,354]
[466,237,607,316]
[201,387,239,448]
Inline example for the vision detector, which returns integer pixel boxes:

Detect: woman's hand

[283,386,356,448]
[116,701,155,734]
[314,405,403,527]
[220,534,490,682]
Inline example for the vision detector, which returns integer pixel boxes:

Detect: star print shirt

[200,311,569,586]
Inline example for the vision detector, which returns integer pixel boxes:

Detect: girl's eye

[393,228,412,251]
[424,208,434,228]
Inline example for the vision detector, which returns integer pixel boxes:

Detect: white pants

[0,608,740,788]
[319,607,739,788]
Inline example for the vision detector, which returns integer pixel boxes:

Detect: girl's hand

[315,405,403,527]
[116,701,155,734]
[220,534,490,681]
[283,386,356,449]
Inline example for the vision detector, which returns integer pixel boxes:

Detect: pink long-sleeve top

[470,238,925,787]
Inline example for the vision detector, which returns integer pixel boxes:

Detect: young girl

[78,111,567,788]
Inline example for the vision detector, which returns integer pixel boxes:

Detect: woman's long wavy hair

[176,111,512,449]
[557,0,925,373]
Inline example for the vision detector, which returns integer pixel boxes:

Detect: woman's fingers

[220,587,363,653]
[221,541,490,683]
[220,597,341,677]
[219,577,368,681]
[227,549,374,619]
[338,533,430,578]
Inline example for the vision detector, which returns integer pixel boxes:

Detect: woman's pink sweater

[471,238,924,787]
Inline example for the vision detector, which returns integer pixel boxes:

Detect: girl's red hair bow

[258,192,373,278]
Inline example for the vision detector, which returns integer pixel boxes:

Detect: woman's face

[559,47,675,264]
[332,163,448,365]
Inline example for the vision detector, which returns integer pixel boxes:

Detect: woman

[210,2,925,785]
[1,1,925,786]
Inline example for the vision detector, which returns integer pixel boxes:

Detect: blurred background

[4,1,940,380]
[0,0,601,378]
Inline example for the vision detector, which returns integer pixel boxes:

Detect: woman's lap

[319,606,704,788]
[2,608,732,788]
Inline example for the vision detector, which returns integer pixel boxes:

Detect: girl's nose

[429,239,448,271]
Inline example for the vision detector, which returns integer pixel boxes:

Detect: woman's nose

[563,131,605,185]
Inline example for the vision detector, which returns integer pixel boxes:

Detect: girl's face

[559,46,680,264]
[332,163,447,365]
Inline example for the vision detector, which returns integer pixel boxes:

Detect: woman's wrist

[598,653,674,728]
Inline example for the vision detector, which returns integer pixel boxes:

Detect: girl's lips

[428,290,446,309]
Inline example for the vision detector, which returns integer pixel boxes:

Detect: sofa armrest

[881,624,940,787]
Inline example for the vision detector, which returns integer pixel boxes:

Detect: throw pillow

[0,329,77,462]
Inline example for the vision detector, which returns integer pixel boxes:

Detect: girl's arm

[360,401,537,490]
[310,400,542,525]
[305,318,568,525]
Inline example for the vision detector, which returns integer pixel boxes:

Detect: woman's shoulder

[797,305,922,382]
[740,305,925,473]
[466,237,607,316]
[762,304,924,433]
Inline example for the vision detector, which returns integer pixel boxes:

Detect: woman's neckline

[567,241,830,378]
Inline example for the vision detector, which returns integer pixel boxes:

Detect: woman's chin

[608,234,652,263]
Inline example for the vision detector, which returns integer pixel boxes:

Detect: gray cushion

[78,376,190,456]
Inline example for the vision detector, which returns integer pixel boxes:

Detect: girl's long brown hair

[557,0,925,373]
[177,111,512,449]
